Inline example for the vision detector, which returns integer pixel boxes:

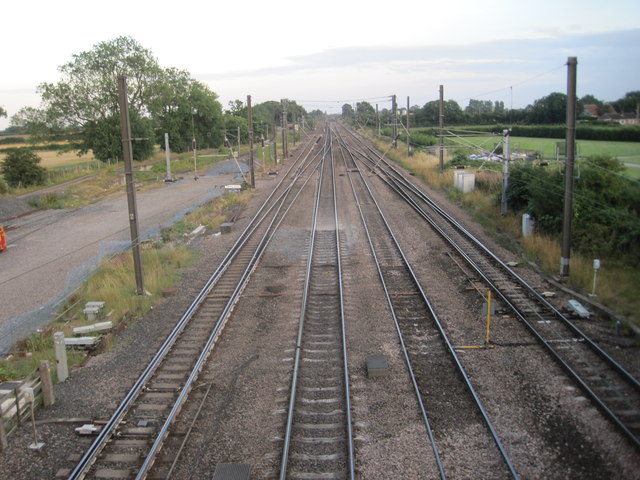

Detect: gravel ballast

[0,134,637,479]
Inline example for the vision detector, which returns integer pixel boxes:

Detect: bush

[1,148,47,188]
[506,156,640,262]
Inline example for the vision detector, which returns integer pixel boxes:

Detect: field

[0,141,96,168]
[442,134,640,177]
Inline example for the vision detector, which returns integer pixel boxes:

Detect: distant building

[582,104,599,118]
[598,113,640,126]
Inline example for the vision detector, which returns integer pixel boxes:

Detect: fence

[0,360,54,450]
[46,160,104,183]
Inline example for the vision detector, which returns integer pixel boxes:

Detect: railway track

[332,126,518,479]
[60,121,638,479]
[337,123,640,451]
[66,133,325,479]
[279,131,355,479]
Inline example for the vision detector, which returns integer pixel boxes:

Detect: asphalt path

[0,160,246,352]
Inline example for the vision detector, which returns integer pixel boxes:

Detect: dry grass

[371,138,453,189]
[36,150,95,167]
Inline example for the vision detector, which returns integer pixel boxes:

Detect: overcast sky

[1,0,639,130]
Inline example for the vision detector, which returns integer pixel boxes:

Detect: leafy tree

[422,99,464,125]
[150,68,223,153]
[226,99,245,116]
[525,92,583,124]
[356,101,376,126]
[39,37,162,126]
[23,37,164,162]
[84,111,154,162]
[11,106,68,142]
[0,106,6,118]
[1,149,47,187]
[282,100,306,124]
[342,104,354,119]
[223,115,248,144]
[250,101,282,140]
[612,91,640,115]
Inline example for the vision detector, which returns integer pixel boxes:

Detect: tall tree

[356,101,376,126]
[39,36,163,126]
[422,99,464,125]
[525,92,583,124]
[150,68,223,153]
[342,104,354,119]
[28,37,164,161]
[612,91,640,115]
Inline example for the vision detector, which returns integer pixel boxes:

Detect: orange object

[0,226,6,252]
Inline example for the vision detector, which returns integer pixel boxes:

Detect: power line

[456,63,567,105]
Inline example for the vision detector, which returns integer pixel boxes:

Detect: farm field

[443,135,640,177]
[0,141,96,167]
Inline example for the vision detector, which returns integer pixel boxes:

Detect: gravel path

[0,160,246,352]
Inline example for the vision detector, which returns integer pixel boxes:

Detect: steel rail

[331,131,356,480]
[279,135,325,480]
[138,142,329,479]
[343,123,640,390]
[339,124,640,450]
[279,128,355,479]
[333,124,520,479]
[68,133,324,479]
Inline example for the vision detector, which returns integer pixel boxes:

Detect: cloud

[200,28,640,110]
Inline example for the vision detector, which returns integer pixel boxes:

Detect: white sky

[1,0,639,129]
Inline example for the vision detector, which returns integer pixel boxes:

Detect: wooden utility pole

[406,96,410,156]
[392,95,398,148]
[560,57,578,278]
[501,129,511,216]
[439,85,444,173]
[247,95,255,188]
[281,99,288,159]
[376,103,380,137]
[117,75,145,295]
[273,123,278,164]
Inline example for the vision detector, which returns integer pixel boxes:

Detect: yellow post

[485,290,492,346]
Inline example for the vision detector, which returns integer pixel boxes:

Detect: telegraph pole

[376,103,380,137]
[439,85,444,173]
[406,96,410,156]
[560,57,578,278]
[392,95,398,148]
[117,75,145,296]
[273,123,278,164]
[501,129,511,216]
[247,94,255,188]
[281,99,288,159]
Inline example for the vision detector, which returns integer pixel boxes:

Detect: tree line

[342,91,640,128]
[2,36,317,167]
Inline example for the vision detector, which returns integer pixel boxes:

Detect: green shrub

[1,148,47,187]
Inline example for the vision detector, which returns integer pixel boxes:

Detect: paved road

[0,161,246,352]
